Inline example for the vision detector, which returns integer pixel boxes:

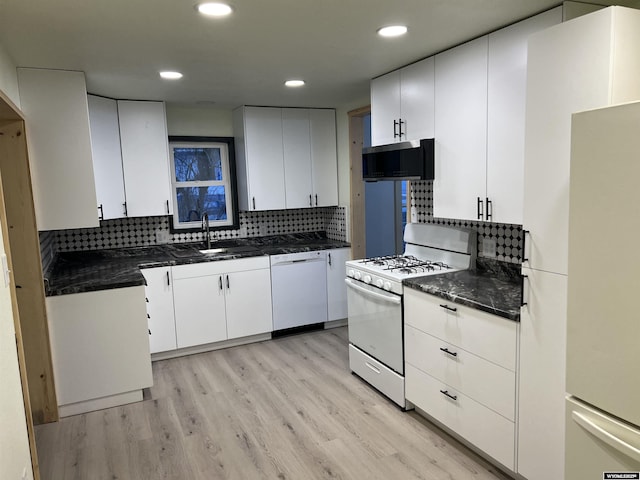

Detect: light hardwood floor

[35,327,512,480]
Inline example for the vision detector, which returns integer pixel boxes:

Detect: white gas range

[345,223,476,408]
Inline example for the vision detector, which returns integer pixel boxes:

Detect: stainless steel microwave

[362,138,434,181]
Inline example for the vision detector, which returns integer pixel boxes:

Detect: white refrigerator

[565,101,640,478]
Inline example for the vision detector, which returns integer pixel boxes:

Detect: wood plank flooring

[35,327,513,480]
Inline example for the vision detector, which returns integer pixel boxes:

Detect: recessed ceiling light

[285,80,305,88]
[377,25,408,37]
[159,71,183,80]
[196,2,233,16]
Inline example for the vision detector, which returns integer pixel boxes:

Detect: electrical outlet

[482,238,496,258]
[410,206,417,223]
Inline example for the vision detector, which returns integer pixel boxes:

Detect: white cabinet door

[486,8,561,225]
[310,109,339,207]
[242,107,286,211]
[17,68,99,230]
[523,11,612,274]
[518,267,567,480]
[88,95,127,220]
[326,248,350,321]
[370,70,401,146]
[142,267,177,354]
[400,57,435,141]
[225,268,273,339]
[172,274,227,349]
[118,100,172,218]
[434,36,488,221]
[282,108,313,208]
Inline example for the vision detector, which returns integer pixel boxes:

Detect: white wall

[0,43,21,108]
[165,104,233,137]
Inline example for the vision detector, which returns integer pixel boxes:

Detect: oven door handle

[345,278,401,305]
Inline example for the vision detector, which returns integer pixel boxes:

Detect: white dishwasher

[270,251,327,331]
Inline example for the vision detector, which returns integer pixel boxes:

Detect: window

[168,136,239,231]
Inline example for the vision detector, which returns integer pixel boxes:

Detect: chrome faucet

[201,212,211,250]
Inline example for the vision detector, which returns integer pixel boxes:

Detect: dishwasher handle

[345,278,401,305]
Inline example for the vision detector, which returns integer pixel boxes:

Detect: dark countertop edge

[403,281,521,322]
[45,241,351,297]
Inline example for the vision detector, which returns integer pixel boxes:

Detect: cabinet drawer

[405,325,515,420]
[405,288,517,370]
[171,256,269,279]
[349,344,404,407]
[406,364,515,470]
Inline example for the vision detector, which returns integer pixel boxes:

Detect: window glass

[176,186,227,222]
[173,147,223,182]
[168,138,238,231]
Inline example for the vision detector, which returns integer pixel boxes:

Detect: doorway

[349,109,409,259]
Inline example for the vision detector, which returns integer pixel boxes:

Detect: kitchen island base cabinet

[45,287,153,417]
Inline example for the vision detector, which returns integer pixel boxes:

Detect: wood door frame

[0,88,58,480]
[348,105,370,260]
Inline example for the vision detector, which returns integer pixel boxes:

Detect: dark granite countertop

[403,258,522,321]
[46,232,350,297]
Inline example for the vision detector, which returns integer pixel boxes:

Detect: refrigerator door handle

[572,410,640,463]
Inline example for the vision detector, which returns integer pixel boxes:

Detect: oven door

[345,278,403,374]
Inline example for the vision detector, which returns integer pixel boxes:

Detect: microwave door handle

[345,278,401,305]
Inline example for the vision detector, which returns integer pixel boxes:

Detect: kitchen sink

[199,245,259,255]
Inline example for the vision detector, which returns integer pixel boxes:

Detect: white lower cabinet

[142,266,178,354]
[46,287,153,416]
[326,248,350,321]
[404,288,518,470]
[171,257,273,349]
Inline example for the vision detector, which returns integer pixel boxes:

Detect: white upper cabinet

[309,109,338,207]
[282,108,313,208]
[371,58,435,146]
[118,100,172,217]
[87,95,127,220]
[486,8,561,225]
[434,36,488,221]
[523,6,640,275]
[17,68,99,231]
[234,106,338,211]
[234,106,286,211]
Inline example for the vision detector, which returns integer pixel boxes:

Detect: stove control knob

[383,282,392,291]
[354,271,362,280]
[375,279,384,289]
[347,269,355,278]
[363,275,372,284]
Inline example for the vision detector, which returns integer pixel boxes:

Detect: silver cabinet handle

[365,362,381,374]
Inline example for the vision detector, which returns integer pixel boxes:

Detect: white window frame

[169,139,236,230]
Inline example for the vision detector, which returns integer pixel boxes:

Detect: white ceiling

[0,0,635,109]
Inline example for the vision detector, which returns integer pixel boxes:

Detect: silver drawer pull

[365,362,381,374]
[439,347,458,357]
[440,389,458,401]
[439,304,457,312]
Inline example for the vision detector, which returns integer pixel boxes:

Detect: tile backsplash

[41,206,348,259]
[411,181,523,264]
